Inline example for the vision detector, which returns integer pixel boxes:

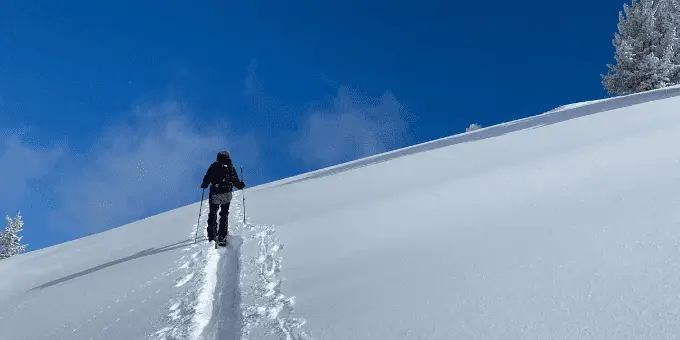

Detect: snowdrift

[3,85,680,339]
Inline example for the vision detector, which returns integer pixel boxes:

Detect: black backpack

[211,162,236,190]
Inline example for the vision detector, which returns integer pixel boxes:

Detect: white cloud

[2,77,410,241]
[0,132,64,214]
[52,100,259,233]
[291,87,410,168]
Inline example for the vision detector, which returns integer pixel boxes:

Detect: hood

[216,151,231,165]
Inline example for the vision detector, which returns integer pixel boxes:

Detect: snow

[4,86,680,339]
[189,241,219,339]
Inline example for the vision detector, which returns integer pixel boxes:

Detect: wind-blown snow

[3,85,680,339]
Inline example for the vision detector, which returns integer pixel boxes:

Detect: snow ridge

[189,243,221,340]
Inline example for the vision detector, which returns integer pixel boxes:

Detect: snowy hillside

[3,85,680,339]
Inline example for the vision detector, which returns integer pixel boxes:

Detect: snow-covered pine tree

[0,224,5,255]
[0,212,27,259]
[602,0,679,95]
[466,123,482,132]
[656,0,680,83]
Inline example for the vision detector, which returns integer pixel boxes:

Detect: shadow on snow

[28,239,198,292]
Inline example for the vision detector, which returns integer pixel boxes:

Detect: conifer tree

[602,0,680,95]
[0,212,27,259]
[656,0,680,83]
[466,124,482,132]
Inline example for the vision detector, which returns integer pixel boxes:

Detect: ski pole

[194,188,205,242]
[241,166,246,226]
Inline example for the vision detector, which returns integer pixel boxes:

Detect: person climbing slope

[200,151,245,246]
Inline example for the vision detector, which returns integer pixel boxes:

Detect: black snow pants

[207,201,230,241]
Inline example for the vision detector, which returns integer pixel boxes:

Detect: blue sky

[1,0,628,250]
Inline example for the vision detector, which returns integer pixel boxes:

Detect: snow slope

[3,85,680,339]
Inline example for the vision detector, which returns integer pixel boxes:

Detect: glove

[236,181,245,190]
[201,182,209,189]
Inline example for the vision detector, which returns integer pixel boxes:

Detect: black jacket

[201,152,245,194]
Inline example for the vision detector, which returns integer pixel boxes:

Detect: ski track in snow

[148,191,313,340]
[147,204,213,340]
[189,237,223,340]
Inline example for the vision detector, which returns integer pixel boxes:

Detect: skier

[200,151,245,246]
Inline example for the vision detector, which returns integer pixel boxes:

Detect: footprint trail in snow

[149,191,313,340]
